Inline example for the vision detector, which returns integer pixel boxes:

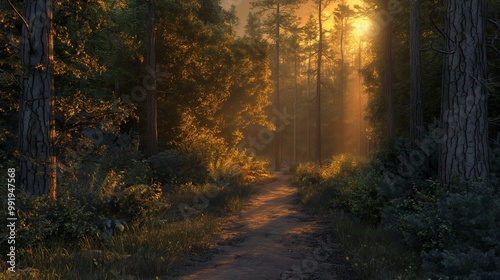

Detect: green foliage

[101,181,166,224]
[491,133,500,186]
[294,142,500,278]
[0,167,165,254]
[330,212,420,280]
[347,170,385,225]
[294,156,420,279]
[207,148,271,187]
[147,150,208,185]
[5,216,217,279]
[402,184,500,279]
[2,193,100,250]
[173,111,272,188]
[295,154,384,224]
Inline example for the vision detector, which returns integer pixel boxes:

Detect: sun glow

[353,18,371,37]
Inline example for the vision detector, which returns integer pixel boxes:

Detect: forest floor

[164,173,366,280]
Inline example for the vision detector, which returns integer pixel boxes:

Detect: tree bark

[307,46,312,162]
[316,0,323,165]
[293,50,298,164]
[410,0,423,142]
[146,0,158,156]
[381,0,395,145]
[19,0,57,197]
[339,15,346,153]
[274,1,282,171]
[439,0,489,185]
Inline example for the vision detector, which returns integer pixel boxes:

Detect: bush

[0,193,101,251]
[293,124,500,278]
[294,154,384,223]
[294,162,322,187]
[416,185,500,279]
[207,148,270,187]
[148,150,208,186]
[101,182,167,224]
[348,170,385,224]
[0,169,168,252]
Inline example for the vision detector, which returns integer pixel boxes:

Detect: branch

[488,18,500,30]
[8,41,20,51]
[430,38,455,55]
[7,0,30,34]
[488,44,500,58]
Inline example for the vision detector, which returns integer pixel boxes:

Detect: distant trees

[145,0,158,156]
[332,2,355,154]
[154,0,272,156]
[314,0,333,164]
[247,0,371,162]
[19,0,57,197]
[245,12,262,40]
[251,0,305,170]
[409,0,423,142]
[439,0,489,185]
[380,0,395,145]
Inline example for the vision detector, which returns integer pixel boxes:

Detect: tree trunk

[439,0,489,185]
[293,51,298,164]
[307,48,312,161]
[381,0,395,145]
[19,0,57,197]
[316,0,323,165]
[274,2,282,171]
[339,16,345,153]
[410,0,423,142]
[146,0,158,156]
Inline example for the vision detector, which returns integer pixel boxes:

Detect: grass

[3,182,256,279]
[331,212,421,280]
[294,155,423,279]
[5,216,218,280]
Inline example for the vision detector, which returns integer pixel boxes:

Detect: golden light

[353,18,370,37]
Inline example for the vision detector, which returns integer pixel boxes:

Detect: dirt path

[168,174,365,280]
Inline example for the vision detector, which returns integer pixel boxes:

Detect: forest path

[166,174,364,280]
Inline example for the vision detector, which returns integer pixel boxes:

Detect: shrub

[294,154,384,223]
[207,148,270,187]
[148,150,208,186]
[0,168,167,252]
[294,162,322,187]
[418,185,500,279]
[0,193,101,251]
[101,183,167,224]
[348,170,385,224]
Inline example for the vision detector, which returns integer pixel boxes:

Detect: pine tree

[19,0,57,197]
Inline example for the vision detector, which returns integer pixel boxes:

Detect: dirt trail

[168,174,364,280]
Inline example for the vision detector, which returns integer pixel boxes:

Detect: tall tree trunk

[381,0,395,145]
[20,0,57,197]
[146,0,158,156]
[316,0,323,165]
[307,48,312,161]
[275,2,282,171]
[357,41,363,155]
[439,0,489,185]
[293,51,298,164]
[339,16,345,153]
[410,0,423,142]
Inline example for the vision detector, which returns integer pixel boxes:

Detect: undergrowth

[0,141,272,279]
[294,154,421,279]
[293,136,500,280]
